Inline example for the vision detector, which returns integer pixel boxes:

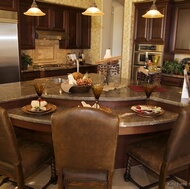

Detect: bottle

[144,52,149,69]
[78,52,83,65]
[82,53,85,64]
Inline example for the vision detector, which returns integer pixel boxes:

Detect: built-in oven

[132,44,164,80]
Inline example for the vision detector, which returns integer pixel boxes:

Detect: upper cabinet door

[148,5,166,43]
[0,0,18,11]
[134,1,170,45]
[77,13,91,49]
[134,4,149,43]
[172,2,190,53]
[50,5,66,31]
[59,8,91,49]
[19,1,35,49]
[35,4,51,30]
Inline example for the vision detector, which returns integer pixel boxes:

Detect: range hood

[35,30,69,40]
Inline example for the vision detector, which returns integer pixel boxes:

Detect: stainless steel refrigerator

[0,10,20,84]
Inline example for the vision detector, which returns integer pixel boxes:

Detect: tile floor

[0,165,185,189]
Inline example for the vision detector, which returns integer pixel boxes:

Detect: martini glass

[34,80,46,107]
[92,84,104,109]
[143,83,158,106]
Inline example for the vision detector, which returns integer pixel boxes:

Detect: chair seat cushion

[62,168,107,186]
[18,139,53,178]
[126,134,168,174]
[127,133,190,174]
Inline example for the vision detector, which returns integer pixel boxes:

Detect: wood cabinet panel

[172,2,190,53]
[21,65,97,81]
[79,14,91,49]
[35,4,51,30]
[50,6,66,31]
[134,4,149,43]
[19,1,91,50]
[19,2,35,49]
[35,3,66,32]
[0,0,18,11]
[134,1,172,45]
[161,74,184,87]
[59,8,91,49]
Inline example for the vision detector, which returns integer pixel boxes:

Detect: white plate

[131,105,165,117]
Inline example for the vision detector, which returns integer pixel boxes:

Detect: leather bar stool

[0,106,56,189]
[51,107,119,189]
[124,105,190,189]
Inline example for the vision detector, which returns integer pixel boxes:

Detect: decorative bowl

[69,85,91,93]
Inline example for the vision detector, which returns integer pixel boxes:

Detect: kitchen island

[0,73,187,168]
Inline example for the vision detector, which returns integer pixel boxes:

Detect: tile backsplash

[22,39,88,66]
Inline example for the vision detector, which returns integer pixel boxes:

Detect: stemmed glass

[143,83,158,106]
[92,84,104,109]
[34,80,46,107]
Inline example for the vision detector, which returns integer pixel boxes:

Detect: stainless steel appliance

[132,44,164,80]
[0,10,20,84]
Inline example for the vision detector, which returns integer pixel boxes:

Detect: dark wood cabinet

[161,74,184,87]
[0,0,18,11]
[35,3,66,32]
[21,71,41,81]
[21,65,97,81]
[50,5,66,31]
[35,4,51,30]
[133,0,174,61]
[171,2,190,53]
[60,9,77,49]
[59,8,91,49]
[19,0,91,50]
[79,14,91,49]
[19,1,35,49]
[134,0,173,45]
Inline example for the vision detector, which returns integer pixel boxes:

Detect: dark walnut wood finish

[19,0,91,50]
[0,0,18,11]
[133,0,175,61]
[171,1,190,53]
[1,96,180,169]
[20,64,97,81]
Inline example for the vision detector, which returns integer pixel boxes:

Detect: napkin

[31,100,47,111]
[68,74,77,85]
[61,74,77,93]
[80,101,100,109]
[103,82,126,92]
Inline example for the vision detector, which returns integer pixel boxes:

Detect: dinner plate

[131,105,164,117]
[22,104,57,115]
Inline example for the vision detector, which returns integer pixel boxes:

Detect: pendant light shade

[24,0,45,16]
[142,0,164,18]
[82,2,104,16]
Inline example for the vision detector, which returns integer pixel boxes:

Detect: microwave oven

[133,44,164,67]
[133,51,163,67]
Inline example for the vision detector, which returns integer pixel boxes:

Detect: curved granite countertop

[0,73,188,106]
[1,73,187,132]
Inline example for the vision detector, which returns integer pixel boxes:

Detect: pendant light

[82,2,104,16]
[24,0,45,16]
[142,0,164,18]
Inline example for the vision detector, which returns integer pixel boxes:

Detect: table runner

[128,85,167,92]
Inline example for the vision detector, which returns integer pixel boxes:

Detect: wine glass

[34,80,46,106]
[142,83,158,106]
[92,84,104,109]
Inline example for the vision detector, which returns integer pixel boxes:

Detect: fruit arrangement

[72,72,92,86]
[76,78,92,86]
